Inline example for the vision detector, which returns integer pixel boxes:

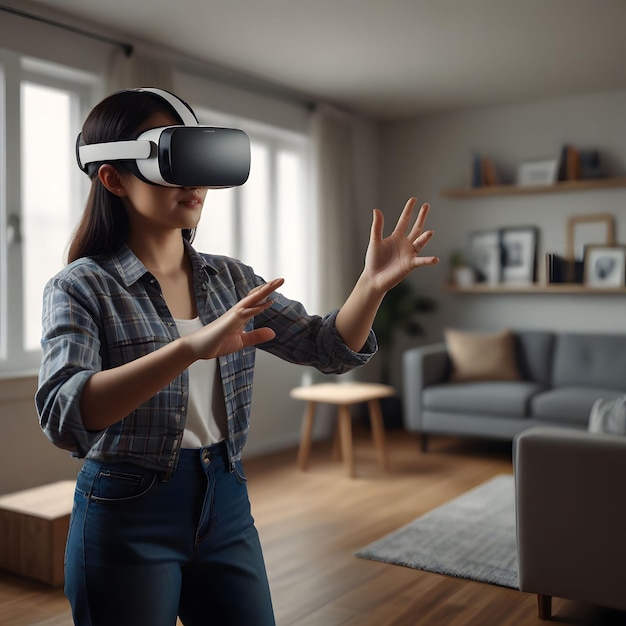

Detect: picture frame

[566,213,615,282]
[500,226,539,285]
[516,159,559,187]
[567,213,616,261]
[469,230,501,285]
[584,245,626,288]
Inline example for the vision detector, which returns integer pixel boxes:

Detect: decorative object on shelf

[471,153,498,188]
[449,250,475,287]
[557,145,582,181]
[500,226,539,285]
[580,149,603,179]
[557,145,570,181]
[584,245,626,288]
[454,266,475,288]
[471,153,482,188]
[517,159,559,187]
[558,145,603,181]
[469,230,501,285]
[566,213,616,282]
[545,252,568,284]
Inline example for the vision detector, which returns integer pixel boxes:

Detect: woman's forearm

[80,338,196,431]
[79,278,282,432]
[335,273,384,353]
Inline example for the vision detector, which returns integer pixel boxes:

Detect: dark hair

[67,90,194,264]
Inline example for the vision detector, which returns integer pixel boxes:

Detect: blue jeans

[65,442,275,626]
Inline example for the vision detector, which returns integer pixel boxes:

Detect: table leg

[297,401,316,471]
[332,417,342,461]
[338,404,355,478]
[368,399,389,471]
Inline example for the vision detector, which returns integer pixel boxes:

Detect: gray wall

[379,90,626,363]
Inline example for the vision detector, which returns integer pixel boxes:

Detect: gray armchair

[514,426,626,619]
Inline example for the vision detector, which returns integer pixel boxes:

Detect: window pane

[242,143,271,278]
[21,83,74,350]
[277,150,310,308]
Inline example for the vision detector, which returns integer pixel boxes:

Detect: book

[482,158,498,186]
[471,153,482,188]
[545,253,568,283]
[566,146,581,180]
[557,145,569,181]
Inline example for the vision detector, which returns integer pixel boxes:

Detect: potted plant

[449,249,475,287]
[372,281,437,427]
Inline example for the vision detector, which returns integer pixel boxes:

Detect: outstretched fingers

[411,232,439,268]
[240,278,284,316]
[391,197,418,236]
[235,278,284,346]
[406,202,431,242]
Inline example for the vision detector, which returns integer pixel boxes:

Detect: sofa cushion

[423,381,545,418]
[515,331,555,385]
[444,328,521,382]
[552,333,626,391]
[531,387,624,426]
[588,396,626,434]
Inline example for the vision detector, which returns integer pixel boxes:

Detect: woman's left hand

[363,197,439,295]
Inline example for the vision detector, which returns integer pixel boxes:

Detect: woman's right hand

[182,278,285,360]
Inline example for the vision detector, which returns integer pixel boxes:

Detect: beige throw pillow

[444,328,521,382]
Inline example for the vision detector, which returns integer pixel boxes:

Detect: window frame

[0,49,97,376]
[194,106,316,311]
[0,59,314,376]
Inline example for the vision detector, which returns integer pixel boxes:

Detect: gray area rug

[355,474,518,589]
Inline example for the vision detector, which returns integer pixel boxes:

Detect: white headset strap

[78,140,152,168]
[77,88,197,168]
[136,88,198,126]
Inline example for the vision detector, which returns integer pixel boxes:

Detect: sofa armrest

[402,342,449,433]
[514,426,626,612]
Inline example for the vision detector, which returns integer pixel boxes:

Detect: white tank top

[173,317,227,448]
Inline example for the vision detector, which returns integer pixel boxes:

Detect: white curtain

[105,48,174,92]
[309,105,360,314]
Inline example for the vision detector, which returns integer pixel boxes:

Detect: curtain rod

[0,4,332,114]
[0,5,133,57]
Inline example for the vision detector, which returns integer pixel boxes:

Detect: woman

[36,88,438,626]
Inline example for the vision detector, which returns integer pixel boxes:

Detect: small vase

[454,266,475,287]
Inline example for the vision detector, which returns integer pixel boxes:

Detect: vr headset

[76,88,251,188]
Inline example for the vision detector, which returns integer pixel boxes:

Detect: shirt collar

[184,239,219,279]
[109,239,217,288]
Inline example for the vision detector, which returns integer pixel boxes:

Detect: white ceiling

[26,0,626,120]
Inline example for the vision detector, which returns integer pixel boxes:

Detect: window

[0,59,312,376]
[193,108,314,312]
[0,51,96,375]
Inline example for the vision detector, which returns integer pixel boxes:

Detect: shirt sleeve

[257,290,378,374]
[35,274,106,457]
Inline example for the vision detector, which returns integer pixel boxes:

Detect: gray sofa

[515,426,626,619]
[402,330,626,451]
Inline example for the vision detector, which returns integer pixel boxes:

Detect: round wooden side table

[290,382,395,478]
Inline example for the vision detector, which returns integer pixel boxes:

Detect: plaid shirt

[36,241,376,479]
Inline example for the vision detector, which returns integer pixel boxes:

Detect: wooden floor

[1,427,624,625]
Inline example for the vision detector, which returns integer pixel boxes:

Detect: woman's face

[117,111,209,237]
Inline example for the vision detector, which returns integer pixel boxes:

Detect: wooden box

[0,481,75,586]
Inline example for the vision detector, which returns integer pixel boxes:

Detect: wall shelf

[443,283,626,295]
[440,176,626,199]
